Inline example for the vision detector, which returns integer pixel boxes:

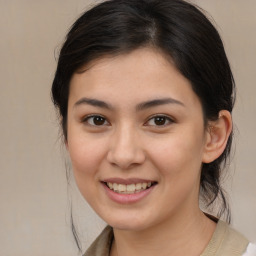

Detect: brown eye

[154,116,167,126]
[146,115,173,127]
[84,115,108,126]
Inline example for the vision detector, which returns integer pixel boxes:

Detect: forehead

[69,48,201,109]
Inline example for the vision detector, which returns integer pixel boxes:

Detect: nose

[106,125,146,169]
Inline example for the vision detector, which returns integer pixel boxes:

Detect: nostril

[106,149,145,169]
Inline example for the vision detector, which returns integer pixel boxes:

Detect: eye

[83,115,109,126]
[145,115,174,127]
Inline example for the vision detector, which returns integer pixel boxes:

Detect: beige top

[84,220,249,256]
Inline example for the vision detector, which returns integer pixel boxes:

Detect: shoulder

[242,243,256,256]
[202,220,250,256]
[84,222,254,256]
[83,226,113,256]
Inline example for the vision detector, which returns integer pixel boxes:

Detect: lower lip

[102,183,156,204]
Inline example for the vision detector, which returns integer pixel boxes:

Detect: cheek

[149,131,204,179]
[67,136,108,203]
[148,133,204,209]
[67,135,107,178]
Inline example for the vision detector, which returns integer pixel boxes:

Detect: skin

[66,48,232,256]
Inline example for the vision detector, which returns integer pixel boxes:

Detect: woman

[51,0,256,255]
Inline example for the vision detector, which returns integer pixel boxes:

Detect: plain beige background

[0,0,255,255]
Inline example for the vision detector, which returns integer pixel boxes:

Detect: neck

[111,209,216,256]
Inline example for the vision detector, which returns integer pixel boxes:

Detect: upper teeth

[107,182,153,193]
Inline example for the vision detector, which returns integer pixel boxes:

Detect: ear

[202,110,232,163]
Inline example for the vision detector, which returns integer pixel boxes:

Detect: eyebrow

[74,97,113,110]
[74,97,184,110]
[135,98,185,111]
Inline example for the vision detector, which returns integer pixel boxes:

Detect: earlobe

[202,110,232,163]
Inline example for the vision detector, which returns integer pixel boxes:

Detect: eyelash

[82,114,174,127]
[82,115,110,126]
[145,115,174,127]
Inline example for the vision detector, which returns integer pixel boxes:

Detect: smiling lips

[102,178,157,194]
[106,182,154,194]
[102,179,157,204]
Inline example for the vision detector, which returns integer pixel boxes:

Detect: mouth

[102,181,157,194]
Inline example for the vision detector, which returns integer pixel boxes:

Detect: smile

[102,179,157,204]
[105,182,155,194]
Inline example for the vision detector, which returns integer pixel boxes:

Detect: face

[67,48,209,231]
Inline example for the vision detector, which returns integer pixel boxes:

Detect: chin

[101,212,155,231]
[111,222,148,231]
